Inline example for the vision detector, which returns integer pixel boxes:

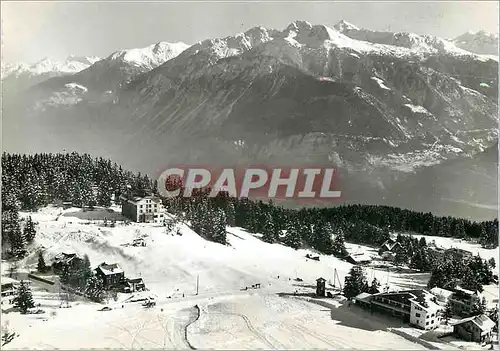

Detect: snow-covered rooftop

[430,287,454,298]
[96,263,124,276]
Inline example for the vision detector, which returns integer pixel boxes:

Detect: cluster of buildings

[353,286,495,344]
[52,252,146,293]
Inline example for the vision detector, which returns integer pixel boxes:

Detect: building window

[416,313,421,318]
[426,322,429,326]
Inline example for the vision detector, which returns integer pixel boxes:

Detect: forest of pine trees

[2,152,498,259]
[1,152,157,256]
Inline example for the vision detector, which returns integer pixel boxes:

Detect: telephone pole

[196,274,199,295]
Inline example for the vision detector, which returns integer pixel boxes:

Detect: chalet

[356,289,442,330]
[52,253,83,274]
[430,287,454,306]
[378,239,404,256]
[120,194,166,224]
[452,314,495,343]
[126,278,146,292]
[95,263,125,289]
[1,277,18,297]
[449,286,482,317]
[344,252,372,265]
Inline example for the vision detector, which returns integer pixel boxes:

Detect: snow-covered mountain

[1,56,101,97]
[3,20,498,219]
[1,56,101,79]
[453,30,499,56]
[6,41,190,108]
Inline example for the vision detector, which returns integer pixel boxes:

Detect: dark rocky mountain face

[2,21,498,220]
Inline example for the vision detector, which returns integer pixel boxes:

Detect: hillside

[2,204,497,349]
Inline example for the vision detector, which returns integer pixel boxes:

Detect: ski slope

[2,205,495,349]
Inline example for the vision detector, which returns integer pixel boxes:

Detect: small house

[449,286,482,317]
[316,277,326,297]
[452,314,495,343]
[127,278,146,292]
[52,253,83,274]
[378,239,403,256]
[1,277,18,297]
[344,252,372,265]
[95,263,125,289]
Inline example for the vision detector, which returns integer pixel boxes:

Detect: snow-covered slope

[3,205,496,349]
[453,30,499,56]
[334,20,496,59]
[20,206,426,297]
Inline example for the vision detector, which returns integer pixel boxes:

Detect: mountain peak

[334,20,360,32]
[108,41,189,66]
[286,20,313,32]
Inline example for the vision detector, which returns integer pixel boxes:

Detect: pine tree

[343,265,368,299]
[393,250,407,266]
[81,254,93,286]
[225,202,235,227]
[85,274,105,302]
[313,222,334,255]
[37,251,47,273]
[262,212,277,244]
[367,277,381,294]
[461,268,484,293]
[442,301,453,323]
[8,221,26,258]
[332,228,347,257]
[23,216,36,243]
[284,221,302,250]
[212,208,227,245]
[471,297,487,315]
[488,257,496,269]
[12,281,35,314]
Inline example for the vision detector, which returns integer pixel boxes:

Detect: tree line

[2,152,498,258]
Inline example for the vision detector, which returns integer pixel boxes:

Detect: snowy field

[1,205,498,349]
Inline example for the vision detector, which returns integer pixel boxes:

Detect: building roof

[409,290,441,312]
[128,277,144,284]
[430,287,454,299]
[354,292,372,301]
[380,240,402,252]
[96,263,124,275]
[453,314,496,332]
[373,289,441,312]
[454,286,477,296]
[53,252,81,265]
[1,277,18,285]
[316,277,326,282]
[121,194,162,205]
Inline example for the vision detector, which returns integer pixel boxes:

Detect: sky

[1,1,499,63]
